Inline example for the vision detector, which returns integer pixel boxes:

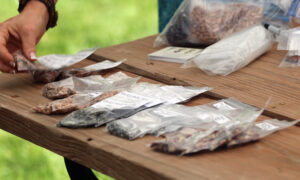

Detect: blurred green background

[0,0,157,179]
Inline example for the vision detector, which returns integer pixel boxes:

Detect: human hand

[0,0,49,73]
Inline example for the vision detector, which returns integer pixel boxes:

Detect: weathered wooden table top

[0,50,299,179]
[92,35,300,121]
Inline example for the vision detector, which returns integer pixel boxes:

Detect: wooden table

[0,36,300,180]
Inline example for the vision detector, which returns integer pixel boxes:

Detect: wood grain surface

[0,60,299,180]
[92,35,300,121]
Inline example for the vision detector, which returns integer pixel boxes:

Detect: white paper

[37,47,98,69]
[149,47,203,63]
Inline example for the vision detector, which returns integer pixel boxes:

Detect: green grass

[0,0,158,179]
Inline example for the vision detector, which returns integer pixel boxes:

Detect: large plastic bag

[58,84,211,128]
[107,98,261,140]
[154,0,264,47]
[227,119,300,147]
[182,25,273,76]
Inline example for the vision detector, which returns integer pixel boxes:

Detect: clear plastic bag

[57,91,163,128]
[228,119,300,147]
[42,72,136,99]
[58,84,211,128]
[154,0,264,47]
[33,91,118,115]
[182,25,273,76]
[107,98,262,141]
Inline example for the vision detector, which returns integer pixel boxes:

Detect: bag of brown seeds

[154,0,264,47]
[33,91,118,115]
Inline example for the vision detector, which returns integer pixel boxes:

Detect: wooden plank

[91,35,300,121]
[0,60,299,180]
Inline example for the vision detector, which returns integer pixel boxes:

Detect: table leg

[64,158,98,180]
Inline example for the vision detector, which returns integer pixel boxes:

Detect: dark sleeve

[18,0,58,29]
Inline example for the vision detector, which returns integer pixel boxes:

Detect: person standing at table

[0,0,182,74]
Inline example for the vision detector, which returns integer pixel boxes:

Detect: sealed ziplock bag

[182,25,273,76]
[58,84,211,128]
[154,0,263,47]
[228,119,300,147]
[57,91,163,128]
[42,75,103,99]
[150,98,269,155]
[107,98,260,141]
[33,91,118,115]
[42,72,136,99]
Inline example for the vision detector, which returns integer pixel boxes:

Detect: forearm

[19,0,58,29]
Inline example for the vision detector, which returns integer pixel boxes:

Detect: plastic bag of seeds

[58,84,211,128]
[154,0,264,47]
[42,72,137,99]
[227,119,300,147]
[57,91,164,128]
[33,91,118,115]
[182,25,273,76]
[107,98,262,140]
